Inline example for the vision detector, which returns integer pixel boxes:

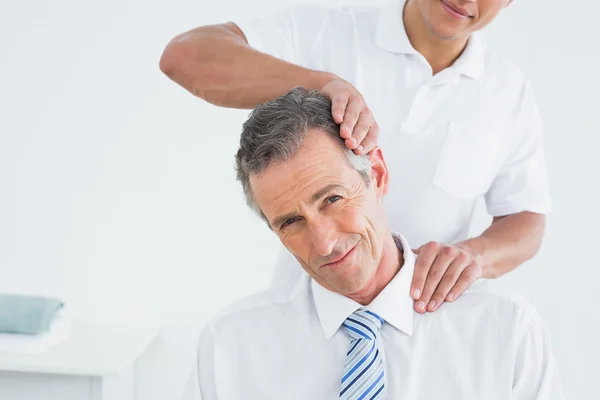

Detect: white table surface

[0,320,158,377]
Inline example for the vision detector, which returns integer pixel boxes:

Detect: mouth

[440,0,473,19]
[322,244,358,268]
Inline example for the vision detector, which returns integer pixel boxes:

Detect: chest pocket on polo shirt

[432,121,502,199]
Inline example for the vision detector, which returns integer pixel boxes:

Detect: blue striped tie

[340,309,386,400]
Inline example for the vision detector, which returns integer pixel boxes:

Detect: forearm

[457,212,546,279]
[159,23,337,108]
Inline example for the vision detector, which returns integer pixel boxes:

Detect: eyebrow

[272,184,346,228]
[309,183,345,205]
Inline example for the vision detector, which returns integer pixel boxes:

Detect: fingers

[331,93,350,135]
[323,80,378,149]
[427,253,470,312]
[349,109,374,150]
[416,247,454,314]
[340,100,362,147]
[354,122,379,155]
[411,243,481,313]
[411,242,438,305]
[446,265,482,302]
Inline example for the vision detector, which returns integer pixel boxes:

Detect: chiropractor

[159,0,550,313]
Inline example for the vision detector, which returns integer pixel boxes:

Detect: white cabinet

[0,321,157,400]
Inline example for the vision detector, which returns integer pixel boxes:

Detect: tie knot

[343,309,384,341]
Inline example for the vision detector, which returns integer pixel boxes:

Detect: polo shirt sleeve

[484,80,552,216]
[197,324,217,400]
[234,6,330,66]
[512,309,564,399]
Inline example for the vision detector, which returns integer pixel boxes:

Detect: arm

[411,79,551,313]
[159,22,336,108]
[457,211,546,279]
[411,211,546,313]
[159,8,380,153]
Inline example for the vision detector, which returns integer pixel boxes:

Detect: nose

[309,217,338,257]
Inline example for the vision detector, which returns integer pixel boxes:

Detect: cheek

[476,1,506,24]
[281,232,311,262]
[339,203,384,244]
[338,207,368,233]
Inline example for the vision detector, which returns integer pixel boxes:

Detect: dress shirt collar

[375,1,486,81]
[312,232,415,340]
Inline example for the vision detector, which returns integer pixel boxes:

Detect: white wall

[0,0,597,399]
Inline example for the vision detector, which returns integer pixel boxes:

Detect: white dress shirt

[235,1,553,283]
[197,234,563,399]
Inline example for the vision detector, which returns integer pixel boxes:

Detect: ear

[367,146,389,197]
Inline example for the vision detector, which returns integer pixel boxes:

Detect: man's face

[250,131,390,295]
[415,0,511,40]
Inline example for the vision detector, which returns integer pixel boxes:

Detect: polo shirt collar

[375,1,486,81]
[453,33,487,81]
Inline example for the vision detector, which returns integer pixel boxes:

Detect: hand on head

[319,78,380,156]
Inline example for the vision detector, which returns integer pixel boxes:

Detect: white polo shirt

[235,1,552,282]
[197,234,563,399]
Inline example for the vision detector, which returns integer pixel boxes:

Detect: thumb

[412,247,421,255]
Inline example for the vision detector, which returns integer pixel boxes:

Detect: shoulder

[416,279,543,335]
[411,280,546,350]
[283,4,382,29]
[287,4,380,17]
[203,273,312,338]
[478,44,543,131]
[443,279,543,330]
[481,44,533,94]
[474,279,538,308]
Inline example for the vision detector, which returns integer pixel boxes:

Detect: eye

[327,195,342,204]
[281,217,297,229]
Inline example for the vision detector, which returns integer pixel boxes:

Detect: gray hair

[235,87,371,223]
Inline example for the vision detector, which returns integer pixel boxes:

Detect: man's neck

[403,0,469,75]
[348,234,404,305]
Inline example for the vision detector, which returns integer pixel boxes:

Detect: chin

[331,269,372,294]
[429,25,464,40]
[426,16,469,40]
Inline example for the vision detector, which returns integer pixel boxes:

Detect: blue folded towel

[0,294,64,335]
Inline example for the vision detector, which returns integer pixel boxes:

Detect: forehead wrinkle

[261,154,364,215]
[254,133,358,224]
[269,172,346,228]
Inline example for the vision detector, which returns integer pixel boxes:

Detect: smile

[323,244,358,268]
[441,0,473,19]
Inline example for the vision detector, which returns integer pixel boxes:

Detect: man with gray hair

[197,88,562,399]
